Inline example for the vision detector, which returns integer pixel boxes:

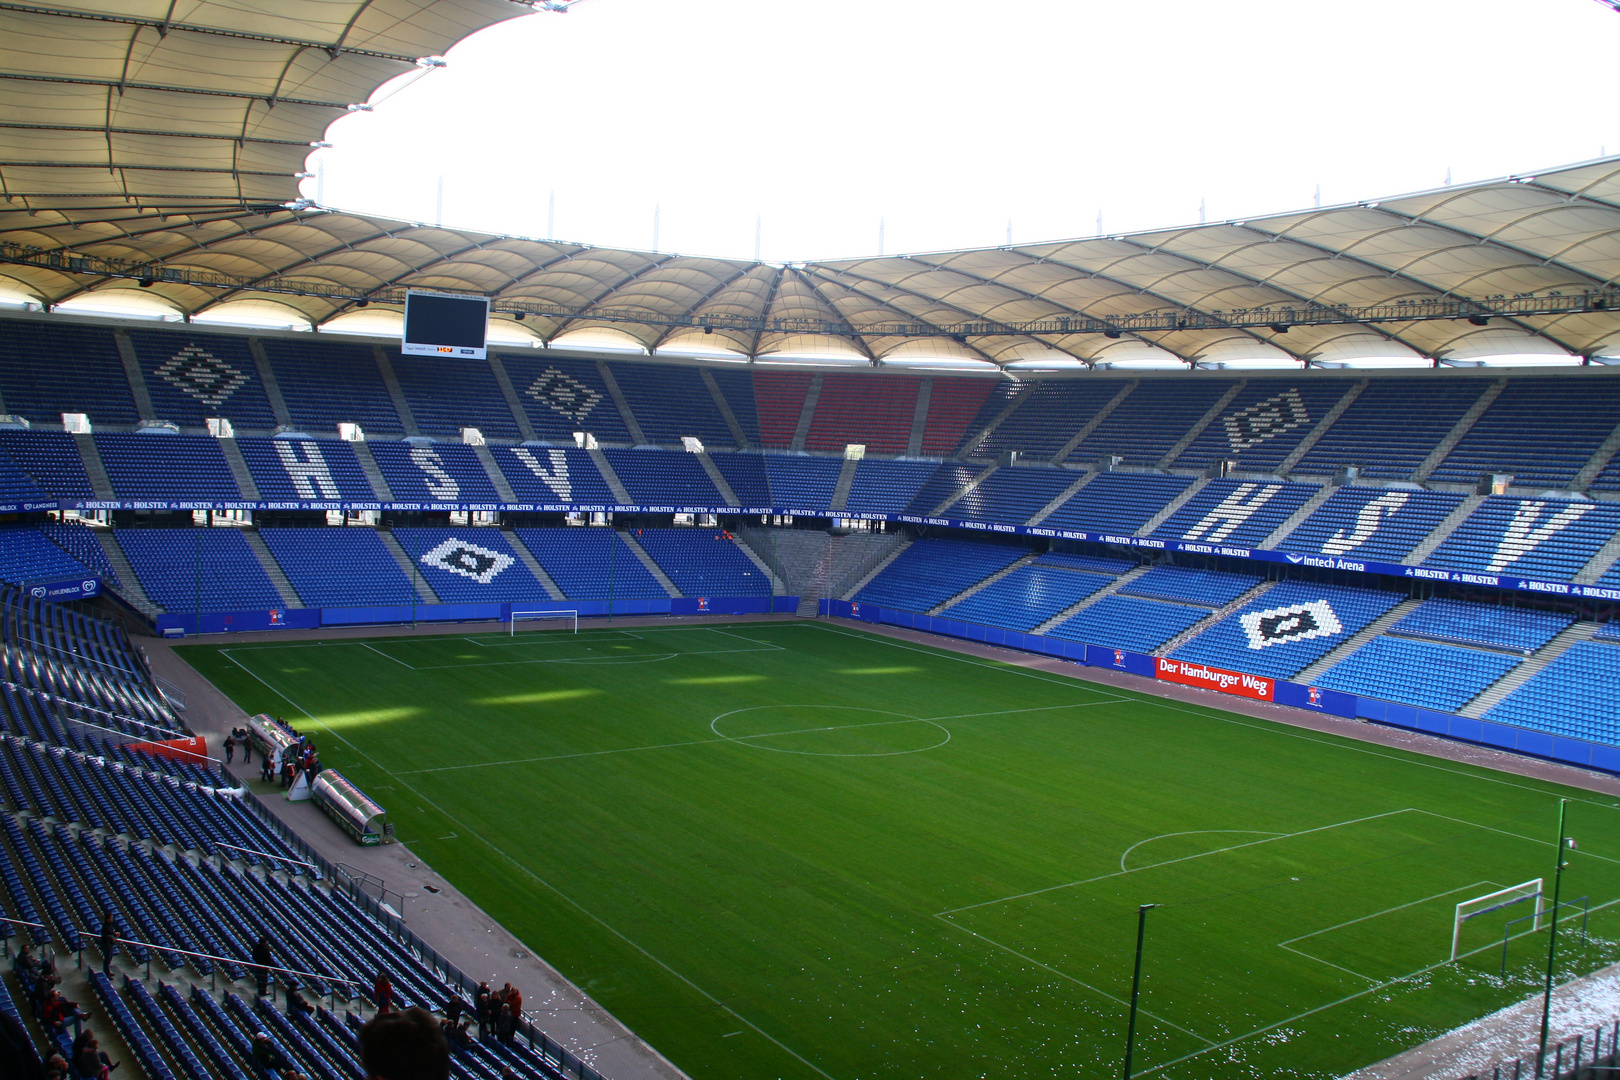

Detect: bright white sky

[306,0,1620,263]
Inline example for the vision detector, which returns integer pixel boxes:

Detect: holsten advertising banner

[1155,656,1274,701]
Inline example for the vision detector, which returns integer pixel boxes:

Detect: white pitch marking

[1118,830,1283,874]
[215,650,842,1080]
[1274,880,1497,983]
[938,809,1416,916]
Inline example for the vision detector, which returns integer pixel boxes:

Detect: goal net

[510,610,578,635]
[1452,879,1544,960]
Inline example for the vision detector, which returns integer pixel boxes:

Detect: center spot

[710,705,949,757]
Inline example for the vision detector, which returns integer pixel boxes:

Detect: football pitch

[178,620,1620,1080]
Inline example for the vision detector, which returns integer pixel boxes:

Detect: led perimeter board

[402,289,490,358]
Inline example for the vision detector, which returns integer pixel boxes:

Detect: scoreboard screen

[402,290,489,359]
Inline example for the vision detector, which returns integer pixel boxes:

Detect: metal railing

[214,840,320,872]
[1463,1018,1620,1078]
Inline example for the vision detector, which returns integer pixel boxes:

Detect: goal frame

[1452,878,1544,960]
[509,609,578,635]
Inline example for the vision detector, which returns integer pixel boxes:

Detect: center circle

[710,705,950,757]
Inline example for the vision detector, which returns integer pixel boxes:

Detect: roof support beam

[0,121,312,146]
[0,71,349,109]
[0,3,422,62]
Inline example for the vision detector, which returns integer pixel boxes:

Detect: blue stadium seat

[96,433,243,500]
[389,349,522,441]
[763,455,843,510]
[0,525,99,584]
[1119,566,1261,606]
[1426,497,1620,582]
[1292,379,1488,479]
[844,459,943,515]
[1485,641,1620,745]
[500,355,632,444]
[260,339,403,437]
[1315,636,1520,714]
[1041,473,1195,534]
[608,360,736,448]
[114,528,285,611]
[490,446,616,505]
[1388,599,1572,654]
[239,437,378,501]
[1170,582,1403,679]
[951,468,1082,525]
[127,328,278,431]
[1171,380,1351,474]
[855,538,1025,612]
[1068,380,1237,466]
[391,528,556,603]
[0,431,95,498]
[1429,377,1620,489]
[369,442,500,502]
[1046,596,1210,653]
[1150,480,1319,547]
[0,318,140,426]
[259,528,417,608]
[967,381,1124,459]
[513,527,669,599]
[629,528,771,595]
[709,452,772,506]
[1281,486,1464,563]
[601,450,724,505]
[943,566,1112,631]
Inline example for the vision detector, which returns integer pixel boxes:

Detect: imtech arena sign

[1155,657,1274,701]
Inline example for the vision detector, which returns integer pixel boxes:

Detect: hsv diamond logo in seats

[526,368,602,422]
[420,538,513,584]
[1239,599,1344,650]
[156,345,249,407]
[1224,389,1309,451]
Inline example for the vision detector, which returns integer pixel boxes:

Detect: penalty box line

[216,648,843,1080]
[936,808,1418,917]
[1275,880,1498,983]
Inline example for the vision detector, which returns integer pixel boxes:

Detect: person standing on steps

[98,909,116,977]
[253,935,274,996]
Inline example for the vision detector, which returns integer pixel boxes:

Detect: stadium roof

[4,3,1620,369]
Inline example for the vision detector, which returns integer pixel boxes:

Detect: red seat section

[805,375,919,454]
[753,373,814,448]
[921,378,996,456]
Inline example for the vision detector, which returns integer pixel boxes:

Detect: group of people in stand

[9,942,119,1080]
[222,725,252,765]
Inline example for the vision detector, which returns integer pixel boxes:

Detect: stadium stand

[804,375,918,454]
[1290,378,1489,479]
[1118,566,1262,606]
[629,528,772,595]
[513,527,669,599]
[1428,377,1620,489]
[0,449,48,505]
[950,468,1083,525]
[1425,497,1620,580]
[1599,621,1620,641]
[710,367,763,447]
[1041,473,1195,534]
[610,361,737,448]
[1033,552,1137,575]
[762,454,843,509]
[96,433,242,500]
[368,442,501,503]
[709,452,773,506]
[1046,596,1211,653]
[905,464,981,515]
[113,529,285,612]
[1315,636,1522,715]
[259,339,405,438]
[1387,599,1573,654]
[37,522,120,584]
[855,538,1026,612]
[1170,582,1405,679]
[0,430,95,498]
[238,437,378,502]
[1279,486,1465,563]
[491,445,616,505]
[389,350,522,442]
[1484,640,1620,745]
[500,355,632,444]
[127,328,279,431]
[843,459,942,515]
[942,565,1113,631]
[968,380,1123,459]
[752,373,813,449]
[259,527,416,608]
[1171,380,1352,474]
[0,318,140,427]
[602,449,725,505]
[391,527,555,603]
[1150,480,1320,546]
[1068,380,1235,466]
[918,378,995,457]
[0,525,99,585]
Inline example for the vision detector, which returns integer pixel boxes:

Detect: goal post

[510,610,578,635]
[1452,879,1544,960]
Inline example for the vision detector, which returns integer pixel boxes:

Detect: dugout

[246,712,297,763]
[312,770,389,845]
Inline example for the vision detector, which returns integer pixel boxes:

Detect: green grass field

[177,621,1620,1080]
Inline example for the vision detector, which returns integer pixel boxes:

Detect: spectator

[39,989,87,1040]
[239,727,252,764]
[440,1016,473,1050]
[98,908,117,977]
[505,984,521,1022]
[72,1032,116,1079]
[43,1051,69,1080]
[252,935,273,996]
[251,1033,288,1078]
[374,971,394,1016]
[494,1003,515,1047]
[474,982,492,1041]
[442,993,462,1027]
[223,734,235,764]
[359,1007,449,1080]
[285,983,314,1017]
